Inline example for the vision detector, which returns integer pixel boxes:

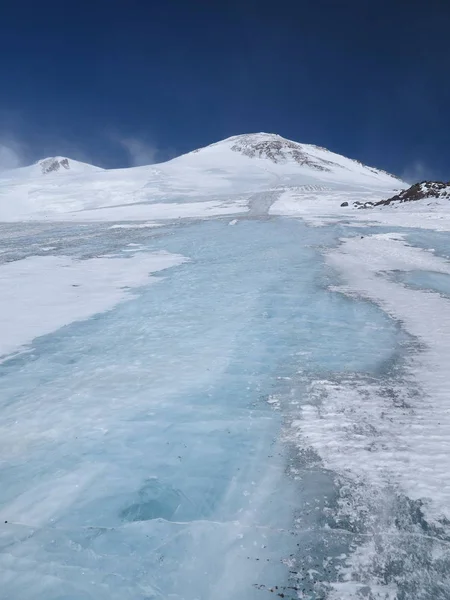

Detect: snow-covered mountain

[1,156,104,180]
[0,133,406,221]
[184,133,403,186]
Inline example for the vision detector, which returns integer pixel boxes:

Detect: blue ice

[391,229,450,297]
[394,269,450,298]
[0,219,402,599]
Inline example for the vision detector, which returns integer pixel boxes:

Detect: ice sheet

[1,220,449,599]
[0,251,186,359]
[0,219,404,599]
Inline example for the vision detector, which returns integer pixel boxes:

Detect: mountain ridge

[0,132,407,221]
[3,133,403,185]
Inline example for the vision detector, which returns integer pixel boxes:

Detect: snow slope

[0,133,405,221]
[271,184,450,232]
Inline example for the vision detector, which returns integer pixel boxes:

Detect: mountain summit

[174,132,403,188]
[228,133,334,170]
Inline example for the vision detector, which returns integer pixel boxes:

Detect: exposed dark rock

[40,158,71,174]
[194,134,402,183]
[358,180,450,209]
[340,201,349,207]
[354,200,374,209]
[231,136,333,171]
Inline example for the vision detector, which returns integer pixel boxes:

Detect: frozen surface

[393,270,450,298]
[291,231,450,598]
[108,222,162,229]
[0,251,186,359]
[1,219,450,599]
[322,233,450,518]
[0,220,400,599]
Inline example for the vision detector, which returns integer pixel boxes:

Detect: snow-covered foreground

[1,218,450,599]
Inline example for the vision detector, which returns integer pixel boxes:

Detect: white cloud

[117,137,160,167]
[401,160,437,184]
[0,131,93,171]
[0,139,23,171]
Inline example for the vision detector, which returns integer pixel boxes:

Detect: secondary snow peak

[2,156,105,180]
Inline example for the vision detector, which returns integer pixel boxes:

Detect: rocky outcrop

[354,181,450,209]
[376,181,450,206]
[40,158,71,175]
[230,134,334,171]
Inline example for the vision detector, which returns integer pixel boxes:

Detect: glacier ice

[0,219,449,599]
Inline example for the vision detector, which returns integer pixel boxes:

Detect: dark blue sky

[0,0,449,180]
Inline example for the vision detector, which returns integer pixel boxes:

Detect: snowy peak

[35,156,104,176]
[0,156,105,180]
[228,133,332,171]
[183,132,404,187]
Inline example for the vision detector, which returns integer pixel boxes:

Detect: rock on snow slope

[0,133,406,221]
[342,180,450,232]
